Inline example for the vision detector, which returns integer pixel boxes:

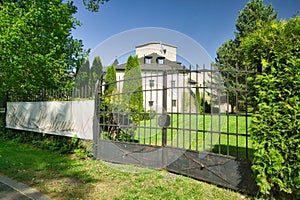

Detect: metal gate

[93,66,258,194]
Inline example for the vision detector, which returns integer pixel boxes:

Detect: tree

[104,64,116,95]
[0,0,109,98]
[241,16,300,198]
[0,0,110,11]
[0,0,88,96]
[83,0,109,12]
[235,0,277,39]
[90,56,103,96]
[215,0,277,112]
[75,60,90,89]
[122,55,144,120]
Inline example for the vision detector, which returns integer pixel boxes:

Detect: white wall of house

[114,70,188,113]
[106,42,232,114]
[135,42,177,62]
[142,72,186,113]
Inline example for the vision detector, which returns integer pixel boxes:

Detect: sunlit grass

[0,139,252,200]
[134,113,253,159]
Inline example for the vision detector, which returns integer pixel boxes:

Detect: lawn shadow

[212,144,254,161]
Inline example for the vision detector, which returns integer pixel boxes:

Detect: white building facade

[109,42,223,113]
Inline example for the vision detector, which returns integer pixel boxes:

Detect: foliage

[0,0,88,94]
[122,55,144,116]
[74,56,103,98]
[195,86,211,113]
[195,86,203,113]
[235,0,278,39]
[1,129,92,158]
[89,56,103,96]
[104,64,117,95]
[83,0,109,12]
[75,60,90,89]
[215,0,277,112]
[242,16,300,199]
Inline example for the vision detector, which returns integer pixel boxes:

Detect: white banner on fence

[6,100,94,140]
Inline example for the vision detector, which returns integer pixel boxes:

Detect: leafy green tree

[242,16,300,198]
[83,0,109,12]
[215,0,277,112]
[104,64,117,95]
[90,56,103,96]
[0,0,88,96]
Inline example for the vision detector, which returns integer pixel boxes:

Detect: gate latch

[158,114,170,128]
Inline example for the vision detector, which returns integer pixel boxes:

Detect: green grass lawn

[0,139,253,200]
[131,113,253,159]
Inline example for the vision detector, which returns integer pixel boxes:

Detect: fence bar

[162,71,167,147]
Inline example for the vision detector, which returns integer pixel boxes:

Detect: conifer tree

[90,56,103,96]
[104,64,116,95]
[215,0,277,112]
[122,55,144,118]
[75,60,90,90]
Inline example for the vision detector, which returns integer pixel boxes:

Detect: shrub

[242,16,300,198]
[1,129,93,158]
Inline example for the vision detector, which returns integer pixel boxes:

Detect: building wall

[108,42,231,113]
[114,70,187,113]
[136,43,177,62]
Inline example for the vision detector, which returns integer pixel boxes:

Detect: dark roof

[113,59,119,66]
[115,53,186,73]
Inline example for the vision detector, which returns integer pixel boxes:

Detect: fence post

[162,71,167,168]
[93,81,100,159]
[162,71,167,147]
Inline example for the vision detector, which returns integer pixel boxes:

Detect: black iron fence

[4,86,94,103]
[94,65,258,194]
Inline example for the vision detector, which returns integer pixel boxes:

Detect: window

[172,100,177,107]
[145,57,151,64]
[157,58,164,64]
[148,101,154,107]
[149,80,154,87]
[171,80,176,88]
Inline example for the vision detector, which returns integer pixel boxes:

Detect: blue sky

[72,0,300,62]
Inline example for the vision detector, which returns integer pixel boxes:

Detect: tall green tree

[215,0,277,112]
[74,60,90,90]
[242,16,300,198]
[0,0,88,95]
[104,64,116,95]
[90,56,103,96]
[122,55,144,118]
[235,0,277,39]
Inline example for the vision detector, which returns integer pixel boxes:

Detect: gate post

[93,81,100,159]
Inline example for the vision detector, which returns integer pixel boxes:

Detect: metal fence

[94,65,258,194]
[4,86,94,102]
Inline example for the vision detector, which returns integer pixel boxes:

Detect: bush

[243,16,300,198]
[1,129,93,158]
[250,72,300,199]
